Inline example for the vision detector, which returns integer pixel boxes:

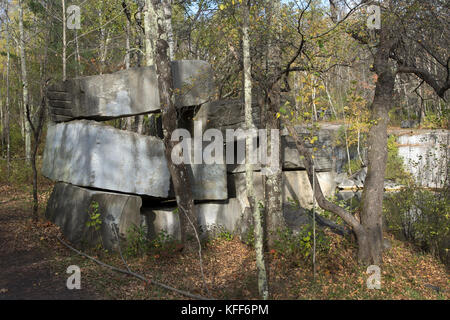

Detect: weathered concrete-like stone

[228,170,336,210]
[397,130,449,188]
[141,199,312,241]
[43,120,170,197]
[141,199,243,240]
[46,183,142,250]
[42,120,228,200]
[193,99,261,132]
[281,124,362,173]
[47,60,214,122]
[194,103,361,173]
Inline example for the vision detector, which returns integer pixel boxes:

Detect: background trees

[0,0,448,283]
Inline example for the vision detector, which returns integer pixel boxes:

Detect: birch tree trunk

[134,2,145,134]
[19,0,31,162]
[150,0,198,244]
[75,29,81,77]
[122,0,134,131]
[125,19,131,70]
[243,0,269,300]
[144,0,155,65]
[0,0,8,165]
[163,0,175,59]
[265,0,285,249]
[145,0,161,136]
[125,19,133,130]
[62,0,67,80]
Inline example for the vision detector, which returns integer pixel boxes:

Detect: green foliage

[0,159,33,186]
[243,224,255,248]
[207,224,234,241]
[272,225,330,265]
[125,226,179,258]
[384,187,450,265]
[343,159,363,175]
[84,201,103,250]
[422,111,449,129]
[150,229,178,252]
[218,230,233,241]
[86,201,102,231]
[125,224,148,257]
[385,135,411,183]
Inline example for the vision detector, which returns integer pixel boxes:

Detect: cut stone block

[141,200,242,241]
[47,60,214,122]
[46,183,142,250]
[228,170,336,209]
[141,199,314,241]
[396,130,449,189]
[193,99,261,132]
[42,120,228,200]
[192,104,359,173]
[42,120,170,198]
[184,164,228,200]
[225,138,334,173]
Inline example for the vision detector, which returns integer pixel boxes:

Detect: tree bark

[359,30,396,265]
[150,0,198,244]
[18,0,31,162]
[4,1,11,175]
[26,96,46,221]
[242,0,269,300]
[144,0,155,65]
[134,1,145,133]
[145,0,161,137]
[163,0,175,59]
[265,0,285,248]
[62,0,67,80]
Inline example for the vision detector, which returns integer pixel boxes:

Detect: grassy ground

[0,181,448,300]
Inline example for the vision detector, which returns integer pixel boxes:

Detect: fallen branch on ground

[56,235,212,300]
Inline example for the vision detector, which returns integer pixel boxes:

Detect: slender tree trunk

[125,19,131,70]
[98,5,111,75]
[144,0,155,65]
[0,90,3,153]
[125,20,134,130]
[134,2,145,133]
[62,0,67,80]
[122,0,134,131]
[265,0,285,249]
[27,97,46,221]
[324,79,338,119]
[145,0,161,136]
[163,0,175,59]
[150,0,198,244]
[242,0,269,300]
[18,0,31,162]
[75,29,81,77]
[312,76,318,121]
[345,125,352,175]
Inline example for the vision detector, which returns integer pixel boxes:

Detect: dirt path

[0,192,101,300]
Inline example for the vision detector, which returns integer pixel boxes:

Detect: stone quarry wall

[43,61,449,250]
[396,129,449,189]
